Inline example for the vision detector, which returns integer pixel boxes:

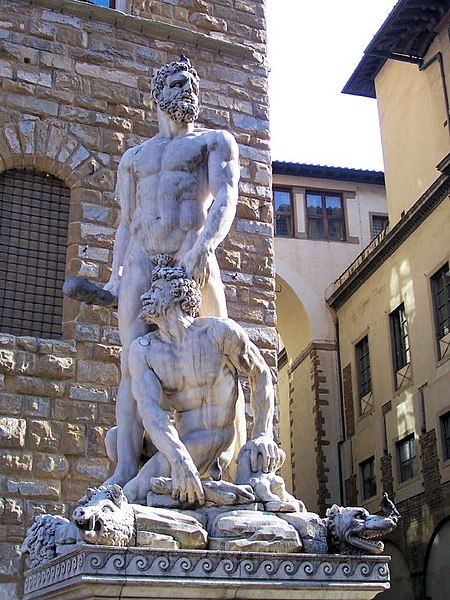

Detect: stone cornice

[23,545,391,599]
[326,173,450,310]
[17,0,259,62]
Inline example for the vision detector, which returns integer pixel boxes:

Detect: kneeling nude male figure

[103,56,241,487]
[123,263,284,505]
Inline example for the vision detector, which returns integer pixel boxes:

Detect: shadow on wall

[377,540,414,600]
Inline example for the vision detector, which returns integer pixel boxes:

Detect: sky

[266,0,398,171]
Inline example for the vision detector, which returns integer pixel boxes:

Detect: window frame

[355,335,372,415]
[396,434,418,483]
[390,303,410,376]
[305,189,346,242]
[360,456,377,500]
[440,411,450,461]
[430,262,450,360]
[370,213,389,239]
[273,186,295,238]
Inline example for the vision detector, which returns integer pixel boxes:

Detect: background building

[0,0,274,596]
[273,161,387,513]
[326,1,450,598]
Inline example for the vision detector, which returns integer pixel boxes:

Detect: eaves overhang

[326,169,450,310]
[272,161,385,185]
[343,0,450,98]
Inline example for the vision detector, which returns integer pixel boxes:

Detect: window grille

[0,169,70,338]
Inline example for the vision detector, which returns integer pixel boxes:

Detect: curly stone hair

[151,258,202,318]
[150,56,199,104]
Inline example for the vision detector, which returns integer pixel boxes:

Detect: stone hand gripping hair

[122,265,285,506]
[102,56,244,488]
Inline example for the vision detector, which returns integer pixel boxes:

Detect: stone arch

[0,121,115,337]
[424,516,450,600]
[0,120,98,186]
[276,257,331,340]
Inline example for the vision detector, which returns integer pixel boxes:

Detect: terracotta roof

[343,0,450,98]
[272,161,385,185]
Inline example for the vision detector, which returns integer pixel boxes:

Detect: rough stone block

[0,349,16,373]
[2,498,23,525]
[87,426,107,456]
[101,327,121,345]
[0,417,26,448]
[0,393,22,415]
[27,419,63,452]
[0,450,33,475]
[24,500,66,526]
[73,457,110,482]
[0,542,21,576]
[60,423,85,455]
[36,355,75,379]
[77,360,119,385]
[52,400,96,423]
[34,453,70,479]
[0,582,20,600]
[69,384,109,403]
[10,376,65,398]
[7,479,60,500]
[15,351,36,375]
[23,397,51,418]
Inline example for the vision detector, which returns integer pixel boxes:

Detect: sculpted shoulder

[194,316,246,347]
[196,128,238,159]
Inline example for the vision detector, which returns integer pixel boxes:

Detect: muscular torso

[141,320,238,438]
[129,130,214,258]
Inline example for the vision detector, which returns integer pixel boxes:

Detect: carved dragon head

[326,505,397,554]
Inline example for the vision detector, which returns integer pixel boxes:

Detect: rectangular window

[89,0,116,7]
[390,303,410,372]
[371,214,388,238]
[396,434,417,483]
[440,412,450,461]
[431,263,450,359]
[305,190,345,241]
[360,456,377,500]
[355,335,372,414]
[273,188,294,237]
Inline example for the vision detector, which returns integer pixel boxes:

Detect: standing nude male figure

[103,57,242,487]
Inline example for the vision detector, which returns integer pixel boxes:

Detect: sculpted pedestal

[23,545,391,600]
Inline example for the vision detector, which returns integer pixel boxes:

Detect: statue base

[23,545,391,600]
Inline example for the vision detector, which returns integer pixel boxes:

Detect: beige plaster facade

[272,163,387,513]
[332,1,450,598]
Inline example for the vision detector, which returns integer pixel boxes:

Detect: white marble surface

[23,546,391,600]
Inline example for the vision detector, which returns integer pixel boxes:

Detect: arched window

[0,169,70,338]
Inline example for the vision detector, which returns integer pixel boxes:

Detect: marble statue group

[23,56,399,567]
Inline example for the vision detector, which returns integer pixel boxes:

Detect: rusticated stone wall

[0,1,274,596]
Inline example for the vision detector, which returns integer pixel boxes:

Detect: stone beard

[157,96,199,124]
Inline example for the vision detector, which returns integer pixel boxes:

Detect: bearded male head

[151,56,200,124]
[140,264,202,323]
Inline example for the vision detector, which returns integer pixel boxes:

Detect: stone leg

[123,427,234,504]
[105,244,154,487]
